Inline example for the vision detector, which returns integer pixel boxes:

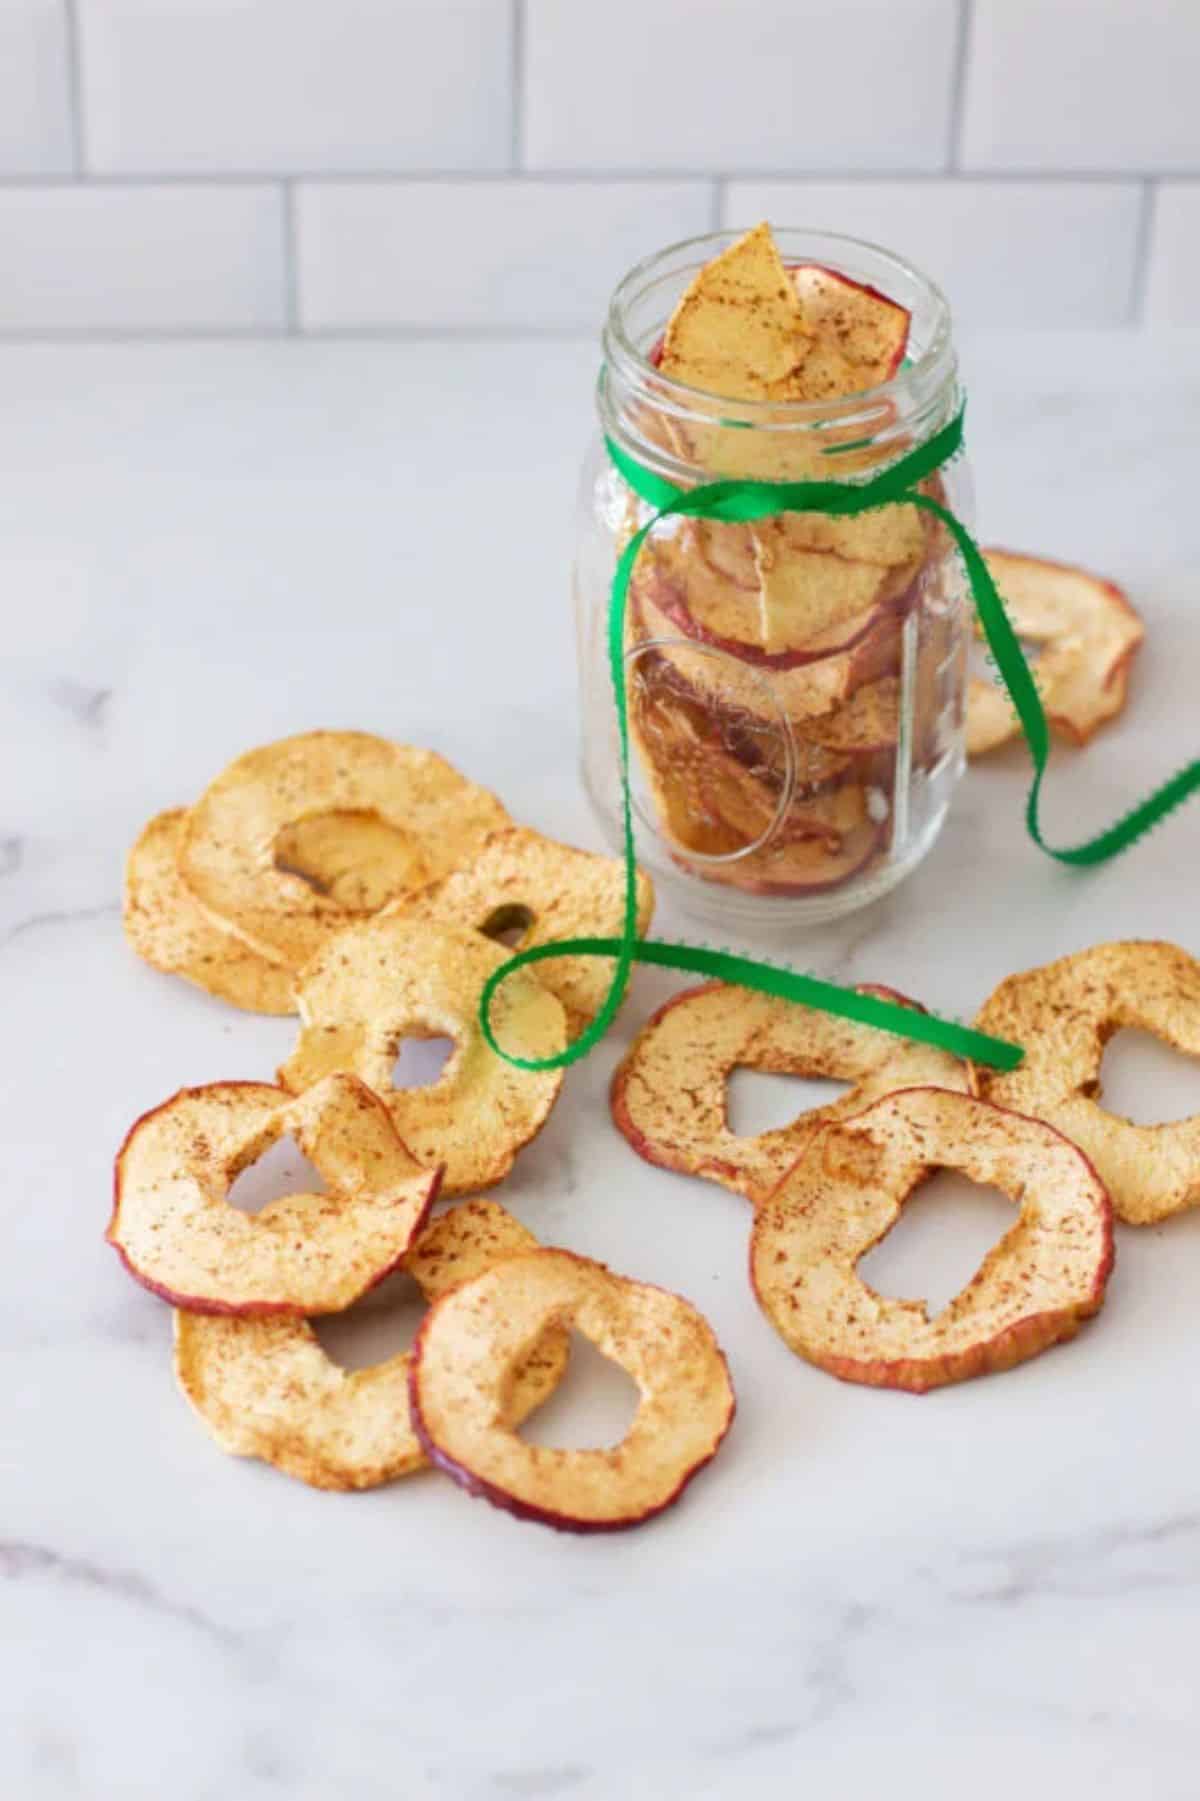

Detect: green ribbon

[480,401,1196,1077]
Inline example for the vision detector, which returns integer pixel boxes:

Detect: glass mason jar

[576,228,972,927]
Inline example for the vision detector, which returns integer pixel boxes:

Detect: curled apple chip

[967,551,1144,755]
[410,1249,735,1532]
[611,982,972,1205]
[278,919,565,1196]
[386,826,655,1033]
[175,1200,569,1491]
[751,1087,1114,1392]
[109,1073,441,1315]
[974,941,1200,1225]
[179,731,510,968]
[124,808,297,1015]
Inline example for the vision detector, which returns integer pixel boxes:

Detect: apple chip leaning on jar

[385,826,655,1034]
[108,1073,441,1314]
[124,808,297,1015]
[611,981,973,1206]
[974,941,1200,1226]
[409,1249,735,1533]
[751,1088,1114,1393]
[279,919,566,1196]
[175,1200,569,1492]
[178,731,510,969]
[967,552,1144,756]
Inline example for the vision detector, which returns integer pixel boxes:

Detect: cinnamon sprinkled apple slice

[790,264,910,388]
[660,221,812,401]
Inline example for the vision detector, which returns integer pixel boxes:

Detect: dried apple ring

[179,731,510,967]
[410,1249,735,1532]
[124,809,297,1015]
[109,1073,440,1314]
[174,1200,569,1491]
[967,551,1143,755]
[974,940,1200,1225]
[386,826,654,1032]
[611,981,973,1205]
[278,919,566,1196]
[751,1087,1114,1392]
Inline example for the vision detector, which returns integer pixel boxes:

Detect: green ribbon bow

[480,402,1199,1077]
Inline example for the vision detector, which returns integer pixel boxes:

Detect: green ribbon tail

[912,498,1200,865]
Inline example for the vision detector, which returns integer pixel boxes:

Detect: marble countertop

[3,329,1200,1801]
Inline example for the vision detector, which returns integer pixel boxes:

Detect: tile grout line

[61,0,86,176]
[0,169,1183,190]
[945,0,974,173]
[510,0,525,172]
[281,180,299,333]
[1128,178,1158,326]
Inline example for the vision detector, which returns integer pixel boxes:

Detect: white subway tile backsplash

[1144,183,1200,324]
[0,1,74,174]
[295,180,712,330]
[0,186,285,332]
[962,0,1200,173]
[722,179,1143,327]
[523,0,959,173]
[77,0,512,174]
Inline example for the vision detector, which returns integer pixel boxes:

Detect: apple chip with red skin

[974,940,1200,1226]
[386,826,655,1034]
[967,551,1144,755]
[790,264,910,389]
[175,1200,569,1491]
[108,1073,441,1315]
[278,919,566,1196]
[751,1087,1114,1393]
[410,1249,735,1533]
[611,981,973,1205]
[124,808,297,1016]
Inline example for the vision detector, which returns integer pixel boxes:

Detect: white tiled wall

[0,0,1197,335]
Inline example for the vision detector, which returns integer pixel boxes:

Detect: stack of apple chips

[623,222,953,898]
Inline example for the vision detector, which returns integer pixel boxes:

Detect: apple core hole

[227,1133,327,1216]
[312,1268,427,1371]
[1099,1028,1199,1125]
[517,1330,640,1451]
[272,809,425,911]
[858,1169,1014,1319]
[392,1035,455,1090]
[480,903,535,950]
[726,1066,851,1138]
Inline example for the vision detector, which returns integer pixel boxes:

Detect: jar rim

[603,225,955,427]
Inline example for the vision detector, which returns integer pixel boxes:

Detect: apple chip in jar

[611,981,973,1205]
[175,1200,569,1492]
[967,551,1143,755]
[108,1073,441,1315]
[279,919,566,1196]
[409,1249,735,1532]
[751,1087,1114,1392]
[974,940,1200,1225]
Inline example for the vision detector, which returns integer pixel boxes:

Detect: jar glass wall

[576,228,972,926]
